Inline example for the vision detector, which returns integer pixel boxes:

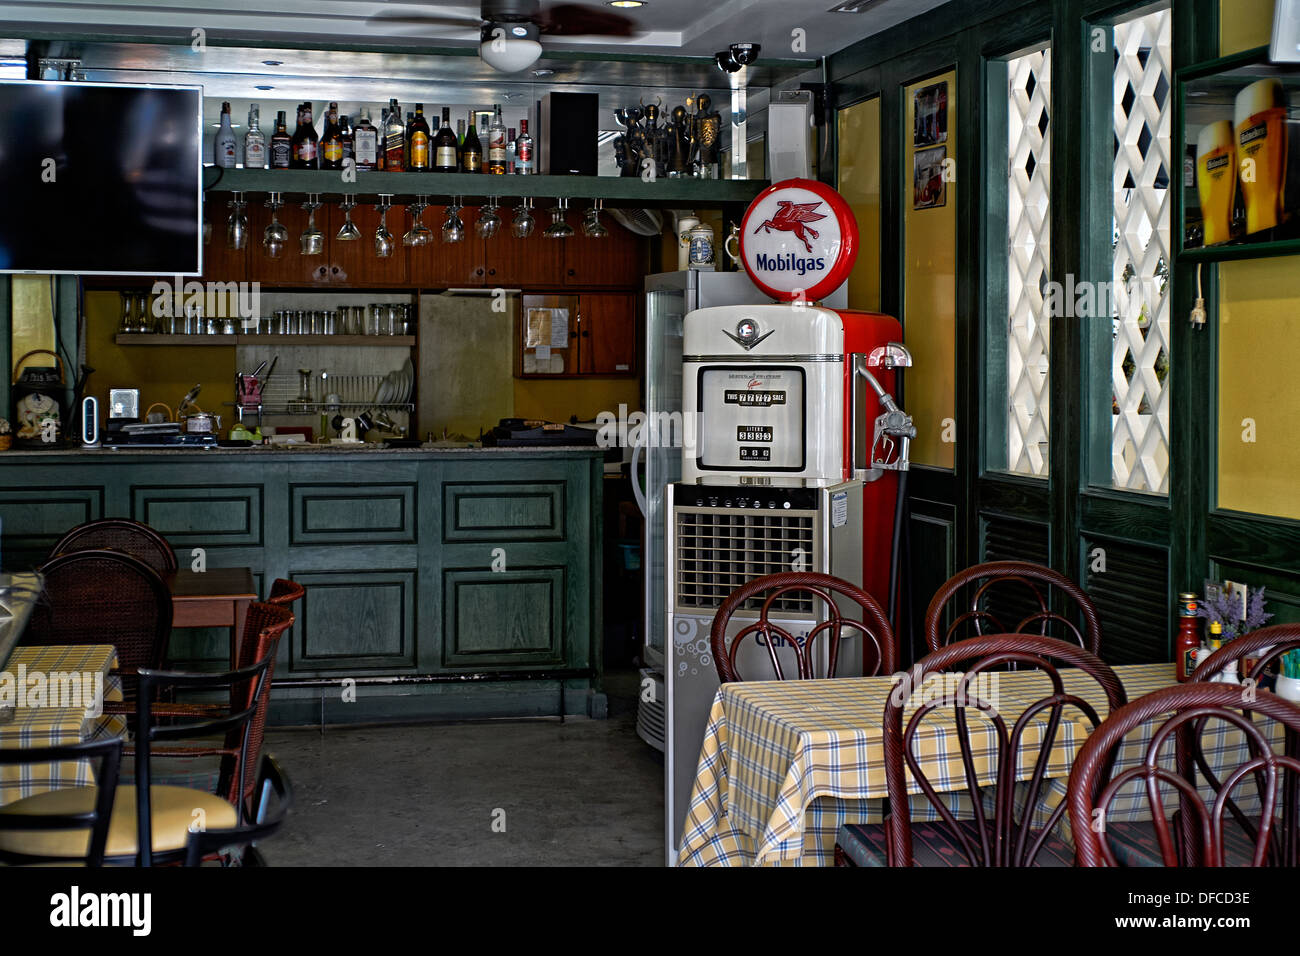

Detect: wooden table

[165,568,257,667]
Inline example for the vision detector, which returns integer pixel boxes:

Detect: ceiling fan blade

[365,11,484,30]
[537,3,637,36]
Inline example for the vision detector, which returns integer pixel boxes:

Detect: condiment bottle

[1174,591,1201,681]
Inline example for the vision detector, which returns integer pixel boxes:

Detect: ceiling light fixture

[255,84,275,90]
[479,20,543,73]
[261,59,283,66]
[608,1,646,7]
[827,0,884,11]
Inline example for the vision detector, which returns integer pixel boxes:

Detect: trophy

[667,105,694,177]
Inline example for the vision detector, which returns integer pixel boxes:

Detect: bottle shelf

[115,334,415,347]
[203,167,768,207]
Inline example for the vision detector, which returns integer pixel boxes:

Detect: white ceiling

[0,0,948,59]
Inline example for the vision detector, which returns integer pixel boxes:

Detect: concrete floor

[260,670,665,866]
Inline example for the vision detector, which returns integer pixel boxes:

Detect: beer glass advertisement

[1184,68,1300,250]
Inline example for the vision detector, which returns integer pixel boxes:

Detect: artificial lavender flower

[1195,586,1273,639]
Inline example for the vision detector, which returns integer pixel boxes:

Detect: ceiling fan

[368,1,638,73]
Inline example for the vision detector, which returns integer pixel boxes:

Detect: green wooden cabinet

[0,447,605,720]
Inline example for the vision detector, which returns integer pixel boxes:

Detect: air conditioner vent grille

[675,508,816,612]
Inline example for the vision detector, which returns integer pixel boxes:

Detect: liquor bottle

[407,103,432,171]
[434,106,459,172]
[506,127,517,174]
[384,98,405,171]
[244,104,266,169]
[340,114,354,166]
[353,108,379,172]
[1174,592,1201,681]
[215,101,237,168]
[514,119,533,175]
[320,102,343,170]
[457,118,465,148]
[462,110,482,173]
[487,104,507,174]
[270,110,292,170]
[290,103,319,169]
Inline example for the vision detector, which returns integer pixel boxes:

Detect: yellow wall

[83,291,237,420]
[11,277,57,376]
[903,70,957,469]
[837,96,882,313]
[1221,0,1274,54]
[513,377,641,423]
[1214,0,1299,520]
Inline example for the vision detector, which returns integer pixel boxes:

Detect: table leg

[232,599,251,669]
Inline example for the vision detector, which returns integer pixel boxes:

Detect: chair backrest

[224,602,294,806]
[133,655,272,866]
[0,737,123,866]
[709,572,895,682]
[48,518,177,575]
[924,560,1103,656]
[1191,623,1300,684]
[1068,682,1300,867]
[184,754,292,866]
[266,578,305,607]
[884,634,1125,866]
[25,549,174,676]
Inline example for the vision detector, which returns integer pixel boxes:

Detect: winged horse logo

[753,200,827,253]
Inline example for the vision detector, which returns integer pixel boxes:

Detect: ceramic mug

[688,223,715,270]
[724,224,742,266]
[676,216,699,270]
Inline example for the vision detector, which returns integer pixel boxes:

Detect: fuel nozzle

[856,351,915,472]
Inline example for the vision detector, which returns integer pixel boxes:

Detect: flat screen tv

[0,80,202,276]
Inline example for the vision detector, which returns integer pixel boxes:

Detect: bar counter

[0,445,607,722]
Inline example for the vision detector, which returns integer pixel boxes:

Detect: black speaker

[538,92,598,176]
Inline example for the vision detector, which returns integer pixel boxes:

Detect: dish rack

[261,374,414,415]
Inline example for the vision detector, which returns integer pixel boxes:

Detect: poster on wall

[913,81,948,147]
[913,145,947,210]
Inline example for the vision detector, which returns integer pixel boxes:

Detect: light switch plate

[1225,580,1249,621]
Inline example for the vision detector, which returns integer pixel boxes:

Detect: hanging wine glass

[226,191,248,250]
[404,196,434,247]
[300,194,324,256]
[582,199,609,239]
[511,196,536,239]
[475,197,502,240]
[441,198,465,244]
[544,197,574,239]
[375,194,395,258]
[336,195,362,241]
[264,192,288,259]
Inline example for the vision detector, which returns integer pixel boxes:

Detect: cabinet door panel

[517,294,579,375]
[200,198,249,282]
[247,202,331,286]
[328,203,409,286]
[483,218,564,287]
[563,221,644,288]
[580,293,637,375]
[409,205,484,287]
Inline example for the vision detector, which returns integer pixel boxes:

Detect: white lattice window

[1110,7,1172,493]
[1006,48,1052,477]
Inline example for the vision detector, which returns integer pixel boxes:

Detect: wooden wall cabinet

[516,292,636,378]
[200,198,249,282]
[562,223,645,288]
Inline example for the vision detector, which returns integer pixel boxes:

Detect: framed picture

[913,81,948,147]
[913,145,947,210]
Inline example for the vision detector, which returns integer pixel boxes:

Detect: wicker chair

[183,754,293,866]
[23,549,174,692]
[709,572,895,682]
[834,634,1126,867]
[0,654,270,866]
[1068,682,1300,867]
[267,578,305,608]
[0,737,124,866]
[924,560,1103,656]
[48,518,178,575]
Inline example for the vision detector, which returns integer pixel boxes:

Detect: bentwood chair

[709,572,896,682]
[1068,683,1300,867]
[0,737,124,866]
[924,560,1103,656]
[48,518,178,575]
[0,655,271,866]
[183,754,293,867]
[23,549,174,697]
[834,634,1126,867]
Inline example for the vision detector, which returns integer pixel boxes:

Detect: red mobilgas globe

[738,178,859,304]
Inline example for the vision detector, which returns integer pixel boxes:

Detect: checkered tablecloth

[677,663,1177,866]
[0,645,125,806]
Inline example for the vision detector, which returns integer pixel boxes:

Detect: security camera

[715,42,760,73]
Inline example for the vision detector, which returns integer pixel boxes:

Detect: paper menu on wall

[525,308,571,349]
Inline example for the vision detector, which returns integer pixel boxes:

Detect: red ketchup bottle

[1175,592,1202,681]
